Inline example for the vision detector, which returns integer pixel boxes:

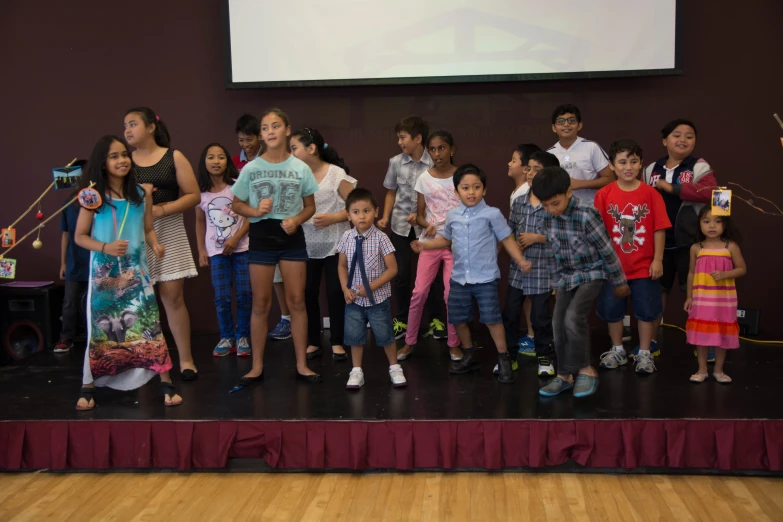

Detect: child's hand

[198,249,209,267]
[376,217,389,229]
[356,285,369,297]
[649,260,663,280]
[654,179,674,194]
[223,237,239,255]
[684,298,693,312]
[104,240,129,257]
[59,264,66,280]
[406,213,418,225]
[710,270,726,281]
[410,240,422,254]
[140,183,157,197]
[152,205,166,219]
[518,233,540,248]
[256,198,273,218]
[423,224,437,238]
[281,218,298,235]
[343,288,356,304]
[613,284,631,298]
[152,243,165,259]
[313,214,333,230]
[520,259,533,273]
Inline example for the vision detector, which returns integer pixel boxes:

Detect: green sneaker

[392,318,407,340]
[426,318,447,340]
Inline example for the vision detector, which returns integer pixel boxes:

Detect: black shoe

[296,372,323,383]
[181,369,199,382]
[449,349,480,374]
[497,353,515,384]
[306,347,323,360]
[238,373,264,387]
[332,351,348,362]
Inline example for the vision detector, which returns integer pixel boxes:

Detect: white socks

[613,345,626,355]
[281,315,291,321]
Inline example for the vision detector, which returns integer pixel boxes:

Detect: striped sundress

[685,244,740,349]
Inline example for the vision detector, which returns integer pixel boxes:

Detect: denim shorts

[344,299,395,347]
[597,277,663,323]
[248,247,308,266]
[447,279,502,325]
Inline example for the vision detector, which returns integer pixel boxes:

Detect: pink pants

[405,248,459,348]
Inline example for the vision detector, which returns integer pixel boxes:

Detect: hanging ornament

[36,211,44,220]
[32,227,43,249]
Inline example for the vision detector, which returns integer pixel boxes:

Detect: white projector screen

[224,0,680,88]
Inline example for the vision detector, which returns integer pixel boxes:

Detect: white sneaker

[389,364,407,387]
[346,368,364,390]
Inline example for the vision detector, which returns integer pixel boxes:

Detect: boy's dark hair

[696,204,735,242]
[531,166,572,201]
[608,139,644,163]
[529,150,560,169]
[515,143,541,165]
[661,118,698,139]
[345,187,377,210]
[291,127,350,174]
[197,142,239,192]
[235,114,260,135]
[125,106,170,148]
[551,104,582,124]
[453,163,487,190]
[394,115,429,144]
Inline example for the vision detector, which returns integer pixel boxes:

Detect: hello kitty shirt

[199,186,249,257]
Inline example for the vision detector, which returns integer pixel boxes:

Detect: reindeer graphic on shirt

[607,203,649,254]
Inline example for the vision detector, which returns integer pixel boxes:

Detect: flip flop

[75,387,96,411]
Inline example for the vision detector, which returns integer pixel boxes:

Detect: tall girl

[231,108,320,385]
[75,136,181,410]
[684,207,746,383]
[195,143,251,357]
[124,107,200,381]
[290,128,356,361]
[400,131,463,361]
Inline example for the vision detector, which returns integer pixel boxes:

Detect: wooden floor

[1,472,782,521]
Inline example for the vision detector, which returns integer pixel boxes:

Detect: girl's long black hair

[290,127,350,174]
[81,135,143,208]
[197,142,239,192]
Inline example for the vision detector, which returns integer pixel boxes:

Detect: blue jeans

[597,278,663,323]
[210,251,251,339]
[344,299,395,347]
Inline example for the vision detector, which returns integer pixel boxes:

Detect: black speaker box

[0,283,64,362]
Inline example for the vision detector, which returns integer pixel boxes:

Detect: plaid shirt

[508,193,554,294]
[336,225,396,307]
[382,151,434,237]
[543,196,627,291]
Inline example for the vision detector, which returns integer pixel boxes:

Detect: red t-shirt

[232,154,248,172]
[594,182,671,280]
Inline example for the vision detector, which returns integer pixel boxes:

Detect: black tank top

[133,149,179,205]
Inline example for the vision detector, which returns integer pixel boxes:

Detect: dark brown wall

[2,1,782,336]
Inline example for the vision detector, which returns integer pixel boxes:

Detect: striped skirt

[685,248,739,349]
[145,214,198,285]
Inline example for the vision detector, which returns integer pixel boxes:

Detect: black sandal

[160,381,182,407]
[181,369,198,382]
[76,387,96,411]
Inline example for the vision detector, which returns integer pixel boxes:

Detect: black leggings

[305,254,345,346]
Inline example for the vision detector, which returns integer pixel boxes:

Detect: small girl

[195,143,251,357]
[684,206,746,383]
[399,131,463,361]
[74,136,180,410]
[290,128,357,362]
[231,108,320,386]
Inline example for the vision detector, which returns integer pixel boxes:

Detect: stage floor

[2,326,781,422]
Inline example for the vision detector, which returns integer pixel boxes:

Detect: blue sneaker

[268,318,291,340]
[629,340,660,359]
[693,347,716,363]
[213,338,236,357]
[517,336,536,357]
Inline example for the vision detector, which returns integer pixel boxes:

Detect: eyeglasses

[555,117,578,126]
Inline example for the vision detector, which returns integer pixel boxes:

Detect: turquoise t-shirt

[231,155,318,223]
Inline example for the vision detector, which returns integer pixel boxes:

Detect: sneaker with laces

[213,338,236,357]
[537,357,555,377]
[634,350,656,374]
[346,368,365,390]
[426,318,447,340]
[389,364,407,387]
[53,338,72,353]
[629,340,660,358]
[237,337,251,357]
[517,336,536,357]
[599,350,628,369]
[392,319,407,340]
[268,318,292,340]
[493,359,519,374]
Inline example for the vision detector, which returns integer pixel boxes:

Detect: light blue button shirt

[443,199,512,285]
